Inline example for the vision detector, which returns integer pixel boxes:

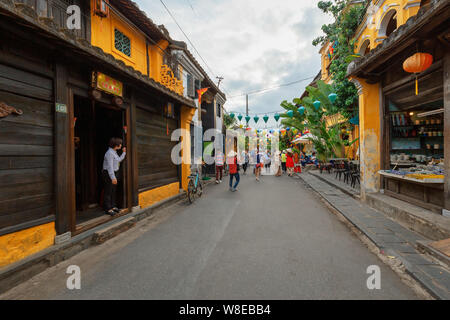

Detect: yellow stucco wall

[0,222,55,268]
[353,78,382,198]
[319,42,333,84]
[180,106,196,191]
[91,3,148,75]
[90,2,183,95]
[350,0,422,196]
[355,0,421,55]
[139,182,181,209]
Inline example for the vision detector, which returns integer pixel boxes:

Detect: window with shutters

[114,28,131,57]
[194,79,201,99]
[217,103,221,117]
[187,74,194,98]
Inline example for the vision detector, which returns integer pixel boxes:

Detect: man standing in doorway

[103,137,126,216]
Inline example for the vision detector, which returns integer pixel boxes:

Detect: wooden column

[54,62,72,235]
[130,90,139,207]
[444,51,450,212]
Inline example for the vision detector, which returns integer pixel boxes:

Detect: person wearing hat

[227,150,240,192]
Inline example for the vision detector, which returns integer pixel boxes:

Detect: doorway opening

[73,95,127,230]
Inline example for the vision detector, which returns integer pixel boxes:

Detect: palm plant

[280,80,357,162]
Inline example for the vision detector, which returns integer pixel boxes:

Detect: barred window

[114,29,131,57]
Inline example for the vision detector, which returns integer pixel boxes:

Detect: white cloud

[136,0,332,129]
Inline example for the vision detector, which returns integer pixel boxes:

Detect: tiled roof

[110,0,171,42]
[0,0,196,108]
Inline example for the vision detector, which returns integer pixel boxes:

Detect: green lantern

[230,113,235,119]
[274,113,280,122]
[328,93,337,104]
[263,115,269,123]
[298,106,305,115]
[245,115,251,123]
[287,110,294,118]
[253,116,259,123]
[313,100,321,110]
[237,114,243,121]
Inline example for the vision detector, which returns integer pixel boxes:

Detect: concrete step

[417,239,450,269]
[365,193,450,241]
[92,217,136,244]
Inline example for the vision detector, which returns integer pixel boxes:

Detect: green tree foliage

[223,112,237,129]
[312,0,367,119]
[280,80,357,162]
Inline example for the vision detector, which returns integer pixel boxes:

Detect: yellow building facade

[90,0,192,209]
[90,0,183,96]
[350,0,422,198]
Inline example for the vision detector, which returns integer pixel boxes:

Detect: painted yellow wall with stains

[180,106,196,191]
[353,78,382,197]
[351,0,422,195]
[0,222,55,268]
[138,182,181,209]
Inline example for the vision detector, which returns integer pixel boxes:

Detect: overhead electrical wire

[159,0,308,118]
[159,0,217,80]
[227,76,316,99]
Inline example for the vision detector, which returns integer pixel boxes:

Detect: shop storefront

[380,66,445,213]
[347,0,450,215]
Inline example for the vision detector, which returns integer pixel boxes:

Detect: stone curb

[309,170,360,200]
[296,172,450,300]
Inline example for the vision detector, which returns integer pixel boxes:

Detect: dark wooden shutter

[136,106,179,191]
[194,79,201,99]
[187,73,194,98]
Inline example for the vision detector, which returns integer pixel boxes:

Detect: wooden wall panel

[136,106,179,191]
[0,63,55,231]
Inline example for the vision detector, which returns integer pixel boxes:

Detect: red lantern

[403,53,433,95]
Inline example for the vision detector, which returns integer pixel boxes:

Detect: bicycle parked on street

[187,167,203,204]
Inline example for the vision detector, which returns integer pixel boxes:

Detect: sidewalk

[297,172,450,300]
[309,169,360,199]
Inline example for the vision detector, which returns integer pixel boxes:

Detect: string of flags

[229,112,281,124]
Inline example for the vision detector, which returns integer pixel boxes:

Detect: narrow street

[1,173,418,300]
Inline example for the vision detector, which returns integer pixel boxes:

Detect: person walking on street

[228,151,240,192]
[242,150,249,175]
[264,151,271,173]
[255,148,263,181]
[281,151,287,173]
[274,151,282,177]
[286,149,295,177]
[215,150,225,184]
[102,137,126,216]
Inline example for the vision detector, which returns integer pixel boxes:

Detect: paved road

[1,173,418,299]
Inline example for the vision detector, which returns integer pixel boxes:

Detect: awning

[292,133,315,144]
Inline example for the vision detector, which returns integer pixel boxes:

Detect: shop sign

[92,71,123,97]
[55,103,67,113]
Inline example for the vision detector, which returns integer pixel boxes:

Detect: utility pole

[246,94,249,116]
[216,76,224,88]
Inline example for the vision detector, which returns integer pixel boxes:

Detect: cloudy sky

[136,0,332,129]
